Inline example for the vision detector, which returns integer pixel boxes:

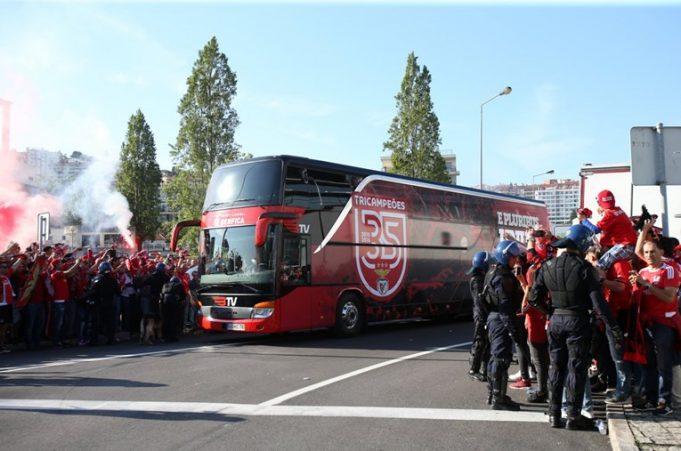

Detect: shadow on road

[239,319,472,353]
[0,318,473,371]
[0,376,166,388]
[0,408,245,423]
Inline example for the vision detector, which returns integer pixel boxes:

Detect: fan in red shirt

[517,228,555,401]
[48,257,82,347]
[0,258,15,352]
[580,190,637,271]
[629,240,681,413]
[673,245,681,270]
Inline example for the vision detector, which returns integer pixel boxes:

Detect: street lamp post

[479,86,512,189]
[532,169,555,185]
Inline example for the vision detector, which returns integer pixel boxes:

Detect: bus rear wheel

[334,294,364,337]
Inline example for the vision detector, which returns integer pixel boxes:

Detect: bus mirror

[255,211,303,247]
[255,218,272,247]
[170,219,201,252]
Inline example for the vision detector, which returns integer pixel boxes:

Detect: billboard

[630,125,681,186]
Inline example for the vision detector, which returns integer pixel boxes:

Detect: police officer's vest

[540,252,592,311]
[483,265,522,310]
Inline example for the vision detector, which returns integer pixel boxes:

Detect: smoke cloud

[0,150,62,250]
[0,148,135,251]
[60,157,135,248]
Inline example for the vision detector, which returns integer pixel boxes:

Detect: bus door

[278,229,312,330]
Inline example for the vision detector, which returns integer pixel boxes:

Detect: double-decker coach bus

[171,155,549,336]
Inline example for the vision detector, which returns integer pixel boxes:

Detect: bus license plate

[224,323,245,331]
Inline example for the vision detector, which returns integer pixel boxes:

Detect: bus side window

[284,166,318,210]
[281,234,310,285]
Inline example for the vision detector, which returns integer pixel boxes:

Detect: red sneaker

[509,378,532,389]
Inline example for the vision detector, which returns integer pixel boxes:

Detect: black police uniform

[484,263,531,410]
[469,268,489,380]
[86,272,120,345]
[529,250,617,429]
[160,279,185,342]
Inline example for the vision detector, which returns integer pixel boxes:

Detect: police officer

[160,276,185,342]
[484,240,531,411]
[87,262,120,345]
[468,251,491,382]
[529,224,622,430]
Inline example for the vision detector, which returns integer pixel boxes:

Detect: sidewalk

[608,402,681,450]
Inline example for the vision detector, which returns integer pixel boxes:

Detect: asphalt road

[0,320,609,450]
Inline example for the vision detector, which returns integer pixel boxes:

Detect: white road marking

[259,341,472,406]
[0,340,260,374]
[0,399,546,423]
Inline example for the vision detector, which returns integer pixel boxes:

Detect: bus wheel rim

[341,301,359,329]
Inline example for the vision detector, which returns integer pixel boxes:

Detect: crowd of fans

[467,190,681,427]
[0,243,200,352]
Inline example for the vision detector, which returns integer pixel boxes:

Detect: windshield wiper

[206,202,231,210]
[206,198,255,211]
[224,282,262,293]
[197,284,227,293]
[198,282,262,294]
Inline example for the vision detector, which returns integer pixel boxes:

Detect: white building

[17,148,93,193]
[381,150,460,185]
[487,179,580,227]
[579,163,681,238]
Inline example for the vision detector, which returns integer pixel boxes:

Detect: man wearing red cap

[579,190,637,271]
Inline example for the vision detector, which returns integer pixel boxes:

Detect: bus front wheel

[334,294,364,337]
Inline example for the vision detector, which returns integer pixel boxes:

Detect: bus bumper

[198,316,277,333]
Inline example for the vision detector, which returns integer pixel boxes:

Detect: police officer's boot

[469,353,485,382]
[566,414,595,431]
[548,412,562,428]
[491,372,520,411]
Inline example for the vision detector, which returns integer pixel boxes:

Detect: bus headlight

[252,301,275,319]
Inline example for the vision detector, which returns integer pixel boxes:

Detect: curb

[607,403,639,451]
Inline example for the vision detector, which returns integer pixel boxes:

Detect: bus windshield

[203,159,282,212]
[202,225,275,292]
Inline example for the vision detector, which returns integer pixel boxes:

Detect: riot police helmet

[553,224,594,254]
[493,240,523,267]
[98,262,113,274]
[467,251,491,275]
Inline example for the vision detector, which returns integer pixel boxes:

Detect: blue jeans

[597,244,634,271]
[76,303,90,343]
[638,322,678,404]
[24,303,45,349]
[51,303,66,345]
[606,311,632,398]
[563,378,593,414]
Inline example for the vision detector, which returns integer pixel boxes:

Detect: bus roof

[215,155,545,207]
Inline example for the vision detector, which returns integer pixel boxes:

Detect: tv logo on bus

[353,195,408,299]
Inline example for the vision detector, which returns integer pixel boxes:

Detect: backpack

[161,282,180,305]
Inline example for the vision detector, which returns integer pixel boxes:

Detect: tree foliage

[115,110,162,242]
[165,36,243,228]
[383,52,449,184]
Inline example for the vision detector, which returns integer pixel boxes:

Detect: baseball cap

[597,190,616,209]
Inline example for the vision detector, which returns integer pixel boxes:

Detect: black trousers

[487,312,528,398]
[470,314,490,374]
[90,303,115,345]
[548,314,592,417]
[161,302,180,342]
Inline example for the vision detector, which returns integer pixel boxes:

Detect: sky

[1,1,681,188]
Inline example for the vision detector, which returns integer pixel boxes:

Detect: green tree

[383,52,449,184]
[115,110,162,243]
[165,36,243,227]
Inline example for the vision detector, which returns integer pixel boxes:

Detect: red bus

[171,155,549,336]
